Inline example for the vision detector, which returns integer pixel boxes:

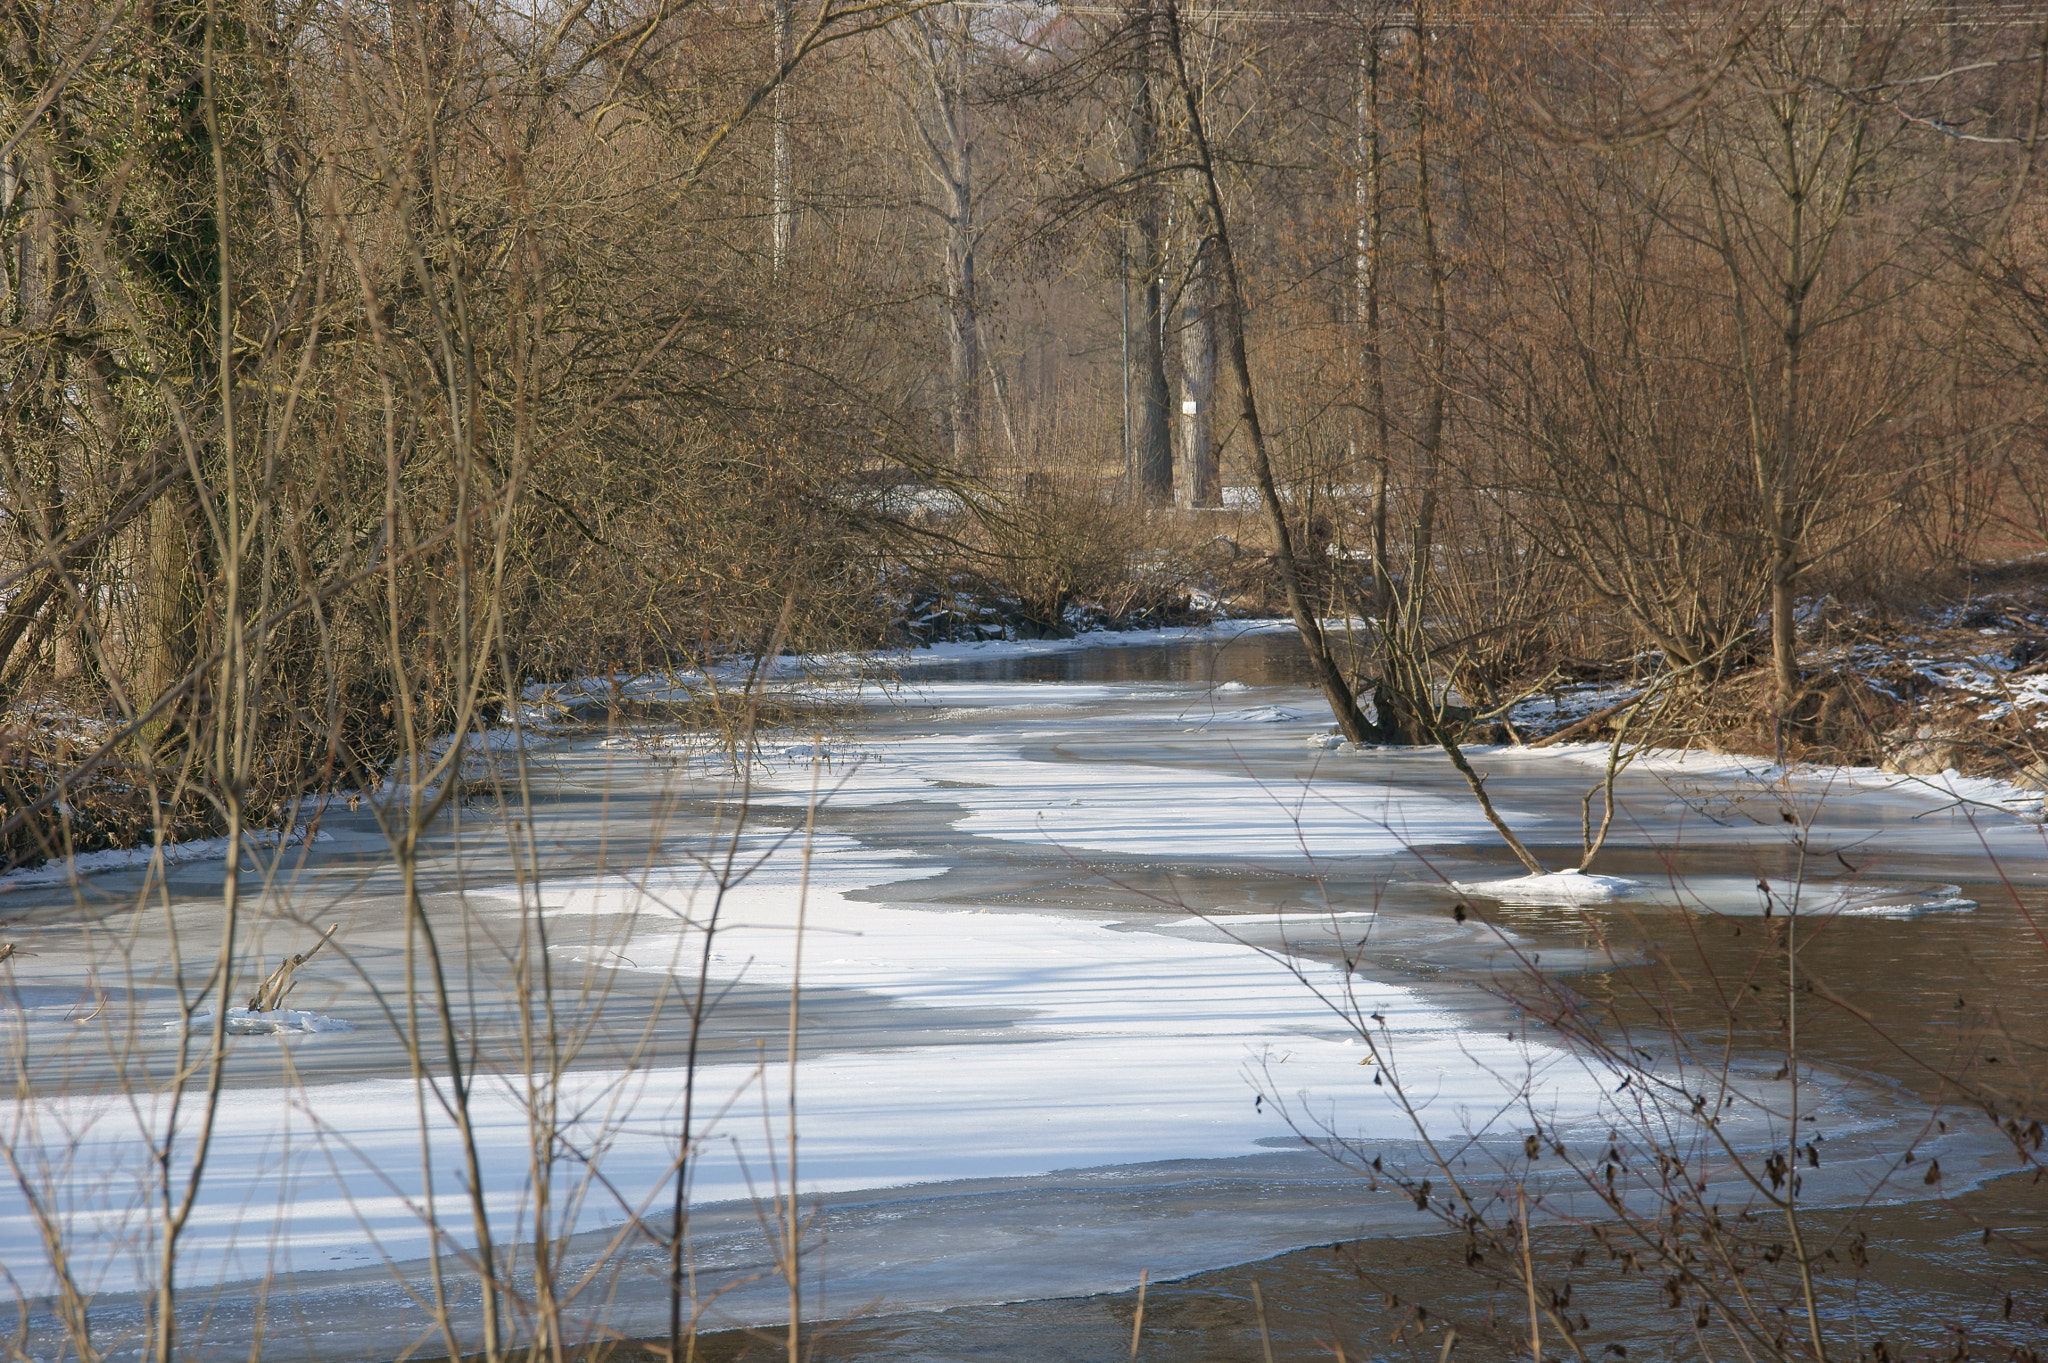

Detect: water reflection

[902,626,1324,687]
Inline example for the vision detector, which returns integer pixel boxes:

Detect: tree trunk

[945,200,979,467]
[1177,232,1218,508]
[893,6,983,470]
[1356,22,1392,609]
[941,4,979,468]
[771,0,793,279]
[137,475,204,758]
[1769,103,1810,723]
[1770,518,1800,715]
[1127,2,1172,503]
[937,3,983,466]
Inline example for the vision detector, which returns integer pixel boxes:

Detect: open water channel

[1,625,2043,1361]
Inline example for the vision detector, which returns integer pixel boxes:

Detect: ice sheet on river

[750,728,1520,860]
[0,836,1611,1297]
[0,679,2018,1327]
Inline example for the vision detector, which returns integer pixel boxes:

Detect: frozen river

[2,625,2043,1360]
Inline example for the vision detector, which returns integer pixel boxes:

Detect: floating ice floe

[1738,879,1977,918]
[1837,895,1977,918]
[1615,876,1978,919]
[1445,872,1979,918]
[1447,869,1644,904]
[1214,705,1307,723]
[172,1007,356,1036]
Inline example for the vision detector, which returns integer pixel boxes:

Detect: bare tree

[1692,6,1924,722]
[1160,0,1376,742]
[891,3,986,469]
[1125,0,1174,503]
[1352,5,1397,594]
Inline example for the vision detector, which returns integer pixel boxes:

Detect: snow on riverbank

[1521,739,2048,822]
[0,826,330,893]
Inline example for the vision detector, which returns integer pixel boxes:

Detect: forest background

[4,0,2048,868]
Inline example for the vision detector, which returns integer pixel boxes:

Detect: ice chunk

[172,1007,355,1036]
[1449,869,1643,904]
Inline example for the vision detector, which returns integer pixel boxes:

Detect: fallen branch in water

[247,923,339,1012]
[1525,695,1643,749]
